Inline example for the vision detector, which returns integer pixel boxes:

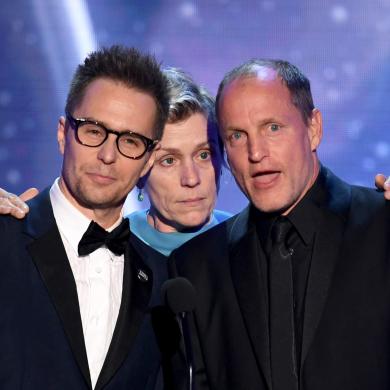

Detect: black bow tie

[78,218,130,256]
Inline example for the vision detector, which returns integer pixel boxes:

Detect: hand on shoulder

[0,187,39,219]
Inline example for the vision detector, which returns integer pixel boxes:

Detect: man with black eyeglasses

[0,45,169,390]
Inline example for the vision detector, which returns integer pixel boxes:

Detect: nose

[181,160,201,188]
[247,134,269,163]
[97,134,118,164]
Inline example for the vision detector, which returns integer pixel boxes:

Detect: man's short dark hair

[216,59,314,126]
[65,45,169,139]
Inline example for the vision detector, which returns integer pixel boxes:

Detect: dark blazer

[0,188,166,390]
[170,167,390,390]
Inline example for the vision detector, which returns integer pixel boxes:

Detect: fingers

[375,174,390,200]
[20,187,39,202]
[0,188,30,219]
[384,178,390,200]
[375,174,386,190]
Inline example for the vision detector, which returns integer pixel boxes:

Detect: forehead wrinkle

[221,75,286,130]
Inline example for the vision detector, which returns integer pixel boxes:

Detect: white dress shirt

[50,179,124,389]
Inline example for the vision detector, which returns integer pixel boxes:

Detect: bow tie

[78,218,130,256]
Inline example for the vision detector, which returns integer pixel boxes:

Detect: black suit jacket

[170,167,390,389]
[0,188,165,389]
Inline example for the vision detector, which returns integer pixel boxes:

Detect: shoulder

[325,167,384,208]
[174,214,235,252]
[127,209,149,239]
[0,214,23,234]
[0,188,58,252]
[169,209,248,272]
[129,230,167,260]
[320,167,388,217]
[127,209,147,226]
[213,209,234,223]
[324,168,390,228]
[174,207,248,253]
[348,184,390,224]
[350,183,386,204]
[0,215,28,268]
[129,230,168,278]
[127,209,147,219]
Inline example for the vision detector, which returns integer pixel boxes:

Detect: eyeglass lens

[77,122,148,158]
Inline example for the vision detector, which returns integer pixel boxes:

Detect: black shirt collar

[288,166,328,245]
[252,166,328,247]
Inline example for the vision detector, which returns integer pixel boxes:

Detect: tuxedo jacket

[170,167,390,390]
[0,188,167,390]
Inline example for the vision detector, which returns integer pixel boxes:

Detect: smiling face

[58,78,157,225]
[145,112,221,232]
[218,72,322,215]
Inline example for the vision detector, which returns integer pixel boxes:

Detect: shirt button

[95,266,102,274]
[288,248,294,256]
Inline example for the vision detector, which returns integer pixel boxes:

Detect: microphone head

[161,277,196,314]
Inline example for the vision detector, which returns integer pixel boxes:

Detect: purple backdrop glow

[1,0,390,214]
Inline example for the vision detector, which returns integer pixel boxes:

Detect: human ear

[308,108,323,152]
[57,116,67,155]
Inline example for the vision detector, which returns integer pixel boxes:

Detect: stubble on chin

[61,172,124,211]
[76,180,126,210]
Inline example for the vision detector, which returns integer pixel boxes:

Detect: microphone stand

[161,277,197,390]
[180,311,194,390]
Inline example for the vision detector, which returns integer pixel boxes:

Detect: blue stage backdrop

[1,0,390,214]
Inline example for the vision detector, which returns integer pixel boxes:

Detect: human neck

[146,207,210,234]
[147,208,178,233]
[58,178,123,229]
[282,158,320,216]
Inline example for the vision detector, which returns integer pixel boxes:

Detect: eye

[82,125,105,138]
[160,156,175,166]
[87,128,101,135]
[228,130,247,146]
[123,137,136,145]
[269,123,281,132]
[198,150,211,160]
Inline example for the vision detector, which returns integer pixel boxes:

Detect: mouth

[178,197,206,206]
[86,172,116,185]
[251,170,281,188]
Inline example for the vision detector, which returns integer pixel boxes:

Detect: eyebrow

[225,117,281,131]
[158,141,216,154]
[258,117,281,125]
[78,116,137,133]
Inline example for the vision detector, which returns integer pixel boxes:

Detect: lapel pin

[137,269,148,282]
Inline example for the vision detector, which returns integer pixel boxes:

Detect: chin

[251,197,287,214]
[77,192,122,210]
[178,214,210,230]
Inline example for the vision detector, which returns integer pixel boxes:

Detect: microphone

[161,277,196,390]
[162,277,196,313]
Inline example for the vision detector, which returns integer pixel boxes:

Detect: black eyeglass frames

[65,112,158,160]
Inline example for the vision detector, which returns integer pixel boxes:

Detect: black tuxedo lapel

[24,189,91,389]
[300,169,351,371]
[229,208,272,389]
[95,234,153,390]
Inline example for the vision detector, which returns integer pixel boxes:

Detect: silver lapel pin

[137,269,149,282]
